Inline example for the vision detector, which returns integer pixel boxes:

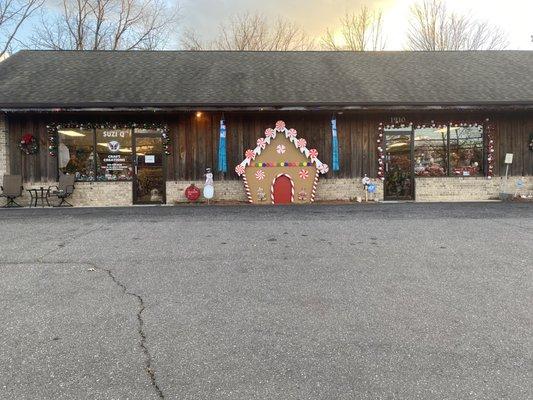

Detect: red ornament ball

[184,184,201,201]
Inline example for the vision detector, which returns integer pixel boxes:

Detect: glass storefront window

[58,128,96,181]
[414,127,448,177]
[449,125,484,177]
[95,128,133,181]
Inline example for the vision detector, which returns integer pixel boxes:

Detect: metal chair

[47,174,75,207]
[0,175,23,207]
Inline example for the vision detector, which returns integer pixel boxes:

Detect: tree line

[0,0,510,57]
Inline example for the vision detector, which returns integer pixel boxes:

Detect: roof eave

[2,101,533,113]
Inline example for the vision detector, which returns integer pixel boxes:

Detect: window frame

[381,120,487,178]
[52,122,170,182]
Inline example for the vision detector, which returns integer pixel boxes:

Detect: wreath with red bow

[19,134,39,155]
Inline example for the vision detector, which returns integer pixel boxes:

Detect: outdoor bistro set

[0,173,75,208]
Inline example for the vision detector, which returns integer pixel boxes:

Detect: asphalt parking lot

[0,202,532,399]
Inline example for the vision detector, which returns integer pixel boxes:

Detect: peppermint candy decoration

[296,138,307,148]
[257,138,267,149]
[255,169,265,180]
[299,169,309,180]
[276,144,286,154]
[265,128,275,138]
[275,120,286,131]
[235,165,245,176]
[308,148,319,159]
[287,128,297,138]
[245,149,255,160]
[318,163,329,174]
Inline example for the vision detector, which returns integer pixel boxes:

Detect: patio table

[27,187,50,207]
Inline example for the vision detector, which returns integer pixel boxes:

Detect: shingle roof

[0,50,532,108]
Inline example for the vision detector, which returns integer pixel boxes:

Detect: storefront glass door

[133,132,165,204]
[384,129,414,200]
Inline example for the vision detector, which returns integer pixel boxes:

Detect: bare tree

[407,0,508,50]
[31,0,178,50]
[0,0,44,57]
[181,12,313,51]
[321,6,385,51]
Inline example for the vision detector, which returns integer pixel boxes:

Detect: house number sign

[390,117,407,124]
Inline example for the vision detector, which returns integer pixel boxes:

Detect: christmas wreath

[19,134,39,155]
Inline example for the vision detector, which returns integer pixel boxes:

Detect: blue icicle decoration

[218,119,227,173]
[331,117,340,171]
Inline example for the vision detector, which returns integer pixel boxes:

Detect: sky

[12,0,533,50]
[177,0,533,50]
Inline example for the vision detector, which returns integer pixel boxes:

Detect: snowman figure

[203,167,214,202]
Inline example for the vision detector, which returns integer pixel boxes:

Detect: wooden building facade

[1,50,532,205]
[5,110,533,182]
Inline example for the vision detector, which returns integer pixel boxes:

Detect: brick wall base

[315,178,384,202]
[166,180,248,203]
[6,181,132,207]
[2,176,532,207]
[166,178,384,203]
[415,176,532,202]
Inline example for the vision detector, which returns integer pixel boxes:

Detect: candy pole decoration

[236,120,328,204]
[485,119,495,179]
[377,123,385,181]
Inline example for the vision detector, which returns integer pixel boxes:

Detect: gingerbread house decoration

[235,120,329,204]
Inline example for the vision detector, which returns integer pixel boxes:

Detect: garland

[376,123,385,181]
[47,125,58,156]
[19,134,39,155]
[485,119,495,179]
[45,122,171,156]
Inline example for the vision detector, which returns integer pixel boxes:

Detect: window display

[58,128,96,181]
[414,127,448,176]
[95,128,133,181]
[449,125,484,176]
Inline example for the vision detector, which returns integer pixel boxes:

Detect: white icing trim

[235,121,328,175]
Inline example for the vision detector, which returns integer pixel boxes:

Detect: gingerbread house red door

[272,174,293,204]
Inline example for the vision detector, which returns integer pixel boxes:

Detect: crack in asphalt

[25,221,165,399]
[1,258,166,399]
[98,266,165,399]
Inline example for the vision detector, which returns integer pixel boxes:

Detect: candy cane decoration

[310,169,320,203]
[242,173,253,203]
[270,173,294,204]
